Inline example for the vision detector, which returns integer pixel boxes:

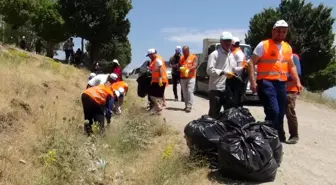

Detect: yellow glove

[184,69,189,77]
[180,66,185,72]
[226,72,234,79]
[159,78,163,87]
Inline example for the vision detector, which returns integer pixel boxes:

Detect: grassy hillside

[0,45,208,185]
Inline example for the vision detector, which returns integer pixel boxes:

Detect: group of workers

[144,46,198,114]
[207,19,301,144]
[80,60,129,136]
[148,19,302,144]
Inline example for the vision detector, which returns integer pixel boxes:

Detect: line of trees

[245,0,336,91]
[0,0,132,69]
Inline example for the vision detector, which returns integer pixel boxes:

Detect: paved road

[160,84,336,185]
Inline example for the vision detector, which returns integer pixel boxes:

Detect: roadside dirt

[161,85,336,185]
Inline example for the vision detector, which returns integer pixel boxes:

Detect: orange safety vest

[111,81,129,94]
[179,54,197,78]
[257,39,291,81]
[83,84,114,105]
[150,55,168,84]
[286,53,300,92]
[232,47,247,67]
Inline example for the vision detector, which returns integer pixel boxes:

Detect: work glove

[158,78,163,87]
[224,71,234,79]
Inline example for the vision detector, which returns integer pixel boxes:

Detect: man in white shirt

[87,73,118,88]
[206,31,236,118]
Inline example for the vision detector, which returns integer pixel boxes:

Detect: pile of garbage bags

[184,107,283,182]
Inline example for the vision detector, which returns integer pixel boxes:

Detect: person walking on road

[169,46,184,102]
[285,52,302,144]
[81,84,121,135]
[179,46,198,112]
[147,48,168,114]
[206,32,236,118]
[247,20,303,142]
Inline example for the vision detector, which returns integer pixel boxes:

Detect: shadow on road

[165,98,177,101]
[207,170,259,185]
[165,107,185,111]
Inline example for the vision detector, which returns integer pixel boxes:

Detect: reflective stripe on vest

[233,47,247,67]
[257,39,291,81]
[150,55,168,83]
[84,84,113,105]
[179,54,197,78]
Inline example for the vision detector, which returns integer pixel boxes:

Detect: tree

[245,0,336,91]
[0,0,34,30]
[31,0,68,57]
[57,0,132,64]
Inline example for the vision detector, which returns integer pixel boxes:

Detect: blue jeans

[257,80,287,137]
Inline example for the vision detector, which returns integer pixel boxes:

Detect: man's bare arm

[288,59,300,83]
[248,54,260,84]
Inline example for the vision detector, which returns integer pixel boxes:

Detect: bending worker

[112,80,129,114]
[285,52,302,144]
[87,73,118,88]
[179,46,198,112]
[147,48,168,114]
[248,20,303,142]
[81,84,121,135]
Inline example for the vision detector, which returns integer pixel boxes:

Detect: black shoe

[174,98,178,101]
[279,134,286,143]
[287,136,299,144]
[185,107,191,113]
[181,99,184,102]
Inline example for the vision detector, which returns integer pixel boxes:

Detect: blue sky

[124,0,336,71]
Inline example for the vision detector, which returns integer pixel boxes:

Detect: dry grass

[0,45,208,185]
[299,90,336,109]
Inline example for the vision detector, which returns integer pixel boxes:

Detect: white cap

[232,37,240,44]
[22,36,25,39]
[273,20,289,29]
[146,48,156,56]
[114,90,120,98]
[175,46,182,53]
[109,73,118,80]
[220,32,233,40]
[118,87,125,95]
[112,59,120,65]
[89,73,96,78]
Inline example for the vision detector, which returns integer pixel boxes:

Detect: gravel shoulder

[161,84,336,185]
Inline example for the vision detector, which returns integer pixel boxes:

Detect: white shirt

[253,41,293,59]
[232,49,246,75]
[206,47,236,91]
[88,74,108,86]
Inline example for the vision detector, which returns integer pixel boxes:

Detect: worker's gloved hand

[225,71,235,79]
[158,78,163,87]
[184,69,189,77]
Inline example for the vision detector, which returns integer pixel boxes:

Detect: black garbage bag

[225,73,248,108]
[184,115,227,167]
[247,121,283,166]
[218,123,278,182]
[217,107,255,128]
[136,73,151,98]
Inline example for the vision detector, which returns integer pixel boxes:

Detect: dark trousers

[285,92,298,137]
[81,93,105,135]
[208,90,228,119]
[172,75,183,100]
[225,78,247,108]
[257,80,287,138]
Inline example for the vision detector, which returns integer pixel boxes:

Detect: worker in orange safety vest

[81,84,121,135]
[147,48,168,114]
[111,81,129,114]
[247,20,303,142]
[179,46,198,112]
[285,52,302,144]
